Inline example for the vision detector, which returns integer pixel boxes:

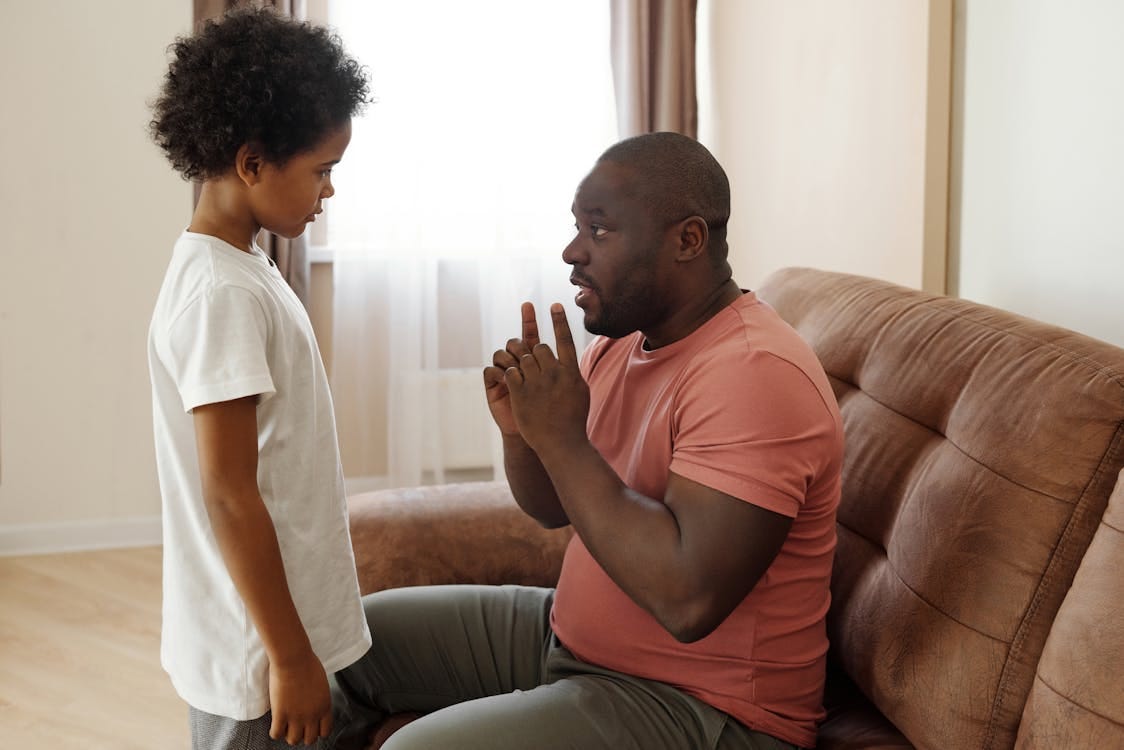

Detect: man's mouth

[571,274,596,306]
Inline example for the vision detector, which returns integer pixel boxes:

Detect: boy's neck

[189,178,260,253]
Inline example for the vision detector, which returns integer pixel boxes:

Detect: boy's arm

[193,396,332,746]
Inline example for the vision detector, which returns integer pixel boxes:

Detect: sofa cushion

[758,268,1124,749]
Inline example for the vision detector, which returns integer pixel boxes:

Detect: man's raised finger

[550,303,578,366]
[521,301,540,348]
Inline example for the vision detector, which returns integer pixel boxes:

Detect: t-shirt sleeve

[164,285,276,412]
[669,352,837,518]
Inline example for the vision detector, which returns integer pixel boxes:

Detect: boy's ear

[234,143,265,186]
[674,216,709,263]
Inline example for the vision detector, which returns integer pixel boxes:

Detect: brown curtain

[609,0,698,139]
[192,0,311,305]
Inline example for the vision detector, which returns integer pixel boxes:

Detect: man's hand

[483,302,572,528]
[268,648,333,746]
[503,303,590,456]
[483,301,541,437]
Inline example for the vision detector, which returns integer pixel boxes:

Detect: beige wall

[949,0,1124,347]
[699,0,950,293]
[5,1,1119,553]
[0,2,191,551]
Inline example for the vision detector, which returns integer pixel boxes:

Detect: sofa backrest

[757,268,1124,750]
[1014,469,1124,747]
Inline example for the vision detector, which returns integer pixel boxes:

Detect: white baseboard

[0,516,163,557]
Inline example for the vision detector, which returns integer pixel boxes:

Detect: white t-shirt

[148,231,371,720]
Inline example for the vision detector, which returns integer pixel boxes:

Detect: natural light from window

[324,0,617,260]
[319,1,618,489]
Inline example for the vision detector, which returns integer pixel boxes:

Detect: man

[336,132,843,750]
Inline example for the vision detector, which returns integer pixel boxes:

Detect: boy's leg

[329,584,554,747]
[376,638,797,750]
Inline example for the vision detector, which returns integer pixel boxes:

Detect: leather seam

[984,420,1124,749]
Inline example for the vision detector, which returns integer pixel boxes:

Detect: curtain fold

[191,0,310,305]
[610,0,699,138]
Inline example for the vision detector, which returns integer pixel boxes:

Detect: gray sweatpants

[331,585,799,750]
[189,707,334,750]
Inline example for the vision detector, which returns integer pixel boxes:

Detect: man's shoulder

[679,300,840,419]
[717,295,825,374]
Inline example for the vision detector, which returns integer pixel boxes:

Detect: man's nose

[562,236,586,265]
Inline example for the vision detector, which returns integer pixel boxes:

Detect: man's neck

[642,278,743,350]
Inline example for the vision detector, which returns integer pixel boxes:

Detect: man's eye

[573,222,608,239]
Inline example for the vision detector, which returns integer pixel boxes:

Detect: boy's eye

[320,169,333,178]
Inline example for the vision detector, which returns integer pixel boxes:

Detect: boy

[147,8,372,748]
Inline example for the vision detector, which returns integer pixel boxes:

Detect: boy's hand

[268,649,333,746]
[484,301,541,437]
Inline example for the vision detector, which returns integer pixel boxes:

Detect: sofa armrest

[348,480,573,596]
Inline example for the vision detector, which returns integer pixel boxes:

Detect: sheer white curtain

[326,1,617,490]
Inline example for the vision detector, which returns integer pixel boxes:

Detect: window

[320,1,617,489]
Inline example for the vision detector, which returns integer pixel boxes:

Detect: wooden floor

[0,546,188,748]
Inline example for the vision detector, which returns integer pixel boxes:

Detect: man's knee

[377,709,489,750]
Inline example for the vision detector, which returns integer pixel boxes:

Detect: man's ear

[675,216,709,263]
[234,143,265,186]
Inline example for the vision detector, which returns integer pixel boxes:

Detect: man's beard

[583,282,657,339]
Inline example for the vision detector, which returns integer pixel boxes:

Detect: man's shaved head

[597,132,731,263]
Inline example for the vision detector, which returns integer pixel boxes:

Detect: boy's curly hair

[150,7,370,181]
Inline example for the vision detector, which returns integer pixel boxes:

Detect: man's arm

[543,447,790,642]
[506,305,793,642]
[193,397,332,746]
[483,301,569,528]
[500,433,570,528]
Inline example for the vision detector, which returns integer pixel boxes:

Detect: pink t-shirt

[550,292,843,748]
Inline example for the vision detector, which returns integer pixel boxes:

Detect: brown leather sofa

[347,268,1124,749]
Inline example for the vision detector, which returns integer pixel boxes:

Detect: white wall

[0,1,191,553]
[950,1,1124,347]
[699,0,950,293]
